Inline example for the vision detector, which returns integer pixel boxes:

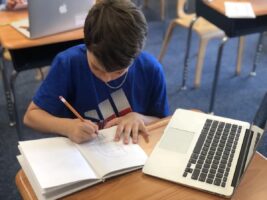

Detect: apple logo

[59,4,68,14]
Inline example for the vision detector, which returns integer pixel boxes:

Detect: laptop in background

[11,0,95,39]
[143,109,264,197]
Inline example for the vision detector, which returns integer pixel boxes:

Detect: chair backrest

[253,92,267,129]
[177,0,195,18]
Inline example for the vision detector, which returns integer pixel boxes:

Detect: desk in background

[0,10,27,26]
[0,10,27,127]
[0,10,84,139]
[16,117,267,200]
[183,0,267,113]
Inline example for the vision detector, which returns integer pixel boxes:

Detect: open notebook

[11,0,95,38]
[17,126,147,200]
[143,109,264,197]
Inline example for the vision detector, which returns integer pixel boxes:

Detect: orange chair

[158,0,244,88]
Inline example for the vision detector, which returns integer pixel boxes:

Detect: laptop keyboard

[183,119,241,187]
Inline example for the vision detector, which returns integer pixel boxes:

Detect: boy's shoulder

[57,44,87,59]
[137,51,157,62]
[134,51,162,71]
[51,44,87,71]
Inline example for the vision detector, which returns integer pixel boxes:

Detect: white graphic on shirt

[111,89,132,116]
[98,99,116,121]
[84,89,132,123]
[84,109,99,120]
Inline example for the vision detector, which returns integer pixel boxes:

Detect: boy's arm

[23,102,98,143]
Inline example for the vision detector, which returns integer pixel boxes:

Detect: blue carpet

[145,21,267,122]
[1,7,267,200]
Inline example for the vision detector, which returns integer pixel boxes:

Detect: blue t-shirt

[33,44,169,123]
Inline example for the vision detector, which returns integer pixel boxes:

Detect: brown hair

[84,0,147,72]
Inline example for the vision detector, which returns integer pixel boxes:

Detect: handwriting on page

[85,133,127,157]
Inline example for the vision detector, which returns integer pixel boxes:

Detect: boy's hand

[66,119,99,144]
[104,112,149,144]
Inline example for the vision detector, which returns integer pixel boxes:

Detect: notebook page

[77,126,148,178]
[19,137,97,190]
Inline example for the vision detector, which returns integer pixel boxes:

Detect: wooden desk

[0,10,27,27]
[183,0,267,113]
[0,11,84,136]
[16,118,267,200]
[197,0,267,37]
[202,0,267,16]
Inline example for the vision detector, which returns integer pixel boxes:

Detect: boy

[23,0,169,144]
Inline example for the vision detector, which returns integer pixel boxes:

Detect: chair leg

[160,0,165,20]
[10,70,22,141]
[251,32,265,76]
[1,54,17,126]
[182,17,198,90]
[158,20,177,62]
[235,36,245,76]
[209,37,228,114]
[194,37,208,88]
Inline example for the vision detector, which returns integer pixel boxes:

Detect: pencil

[59,96,85,122]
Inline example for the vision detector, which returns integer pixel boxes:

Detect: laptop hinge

[231,129,253,187]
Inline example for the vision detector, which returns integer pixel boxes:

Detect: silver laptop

[11,0,95,39]
[143,109,264,197]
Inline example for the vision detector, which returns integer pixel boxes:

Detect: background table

[0,10,84,138]
[189,0,267,113]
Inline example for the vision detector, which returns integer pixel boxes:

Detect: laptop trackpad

[159,128,194,154]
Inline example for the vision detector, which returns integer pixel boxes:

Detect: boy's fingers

[131,124,139,144]
[114,125,123,141]
[84,120,98,132]
[123,125,131,144]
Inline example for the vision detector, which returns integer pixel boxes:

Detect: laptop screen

[28,0,95,38]
[234,124,265,188]
[255,128,267,159]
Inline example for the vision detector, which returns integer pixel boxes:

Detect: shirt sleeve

[147,61,170,118]
[33,53,72,117]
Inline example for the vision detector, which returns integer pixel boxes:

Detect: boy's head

[84,0,147,72]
